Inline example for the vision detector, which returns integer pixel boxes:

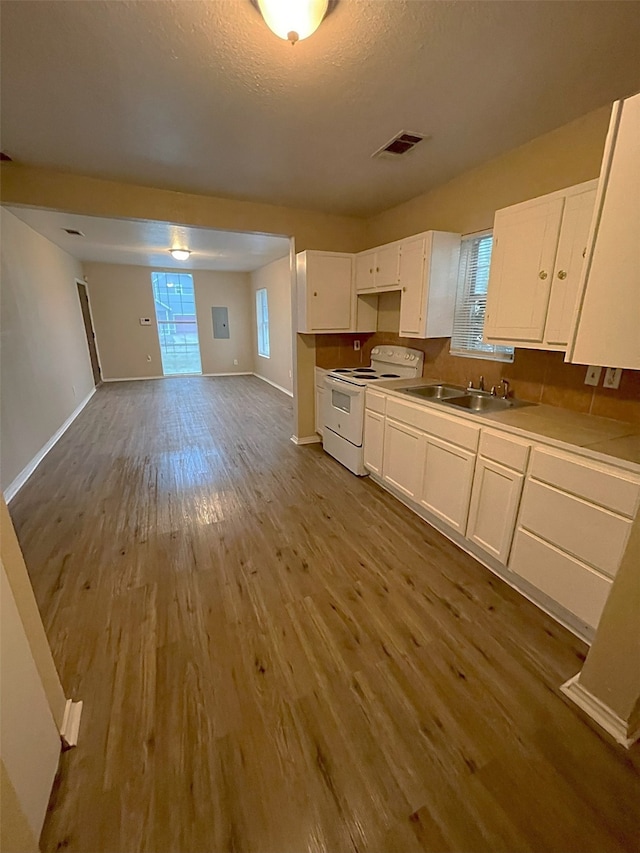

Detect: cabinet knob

[538,270,548,280]
[369,268,373,274]
[376,267,380,273]
[557,270,567,280]
[582,247,587,258]
[402,286,407,292]
[313,291,318,296]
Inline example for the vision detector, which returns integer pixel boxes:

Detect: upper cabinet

[355,243,401,291]
[484,179,597,350]
[296,250,377,334]
[567,93,640,370]
[398,232,461,338]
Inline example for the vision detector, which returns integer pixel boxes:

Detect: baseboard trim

[60,699,83,749]
[254,373,294,397]
[203,372,253,378]
[291,434,322,446]
[102,376,165,382]
[3,388,96,503]
[560,674,639,749]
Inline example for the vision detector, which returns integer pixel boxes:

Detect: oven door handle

[325,376,363,396]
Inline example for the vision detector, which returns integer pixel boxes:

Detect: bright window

[151,272,202,375]
[256,288,270,358]
[450,232,514,362]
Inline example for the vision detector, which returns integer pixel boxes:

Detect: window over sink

[450,232,514,362]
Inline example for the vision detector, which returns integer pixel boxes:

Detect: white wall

[0,210,95,492]
[194,270,253,374]
[0,558,61,843]
[250,255,293,394]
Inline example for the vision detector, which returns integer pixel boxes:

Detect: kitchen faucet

[491,379,511,399]
[467,375,485,391]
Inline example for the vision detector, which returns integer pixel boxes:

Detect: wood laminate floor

[10,377,640,853]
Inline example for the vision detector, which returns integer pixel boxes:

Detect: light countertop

[370,377,640,471]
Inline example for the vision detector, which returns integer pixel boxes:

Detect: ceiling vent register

[62,228,85,236]
[372,131,428,160]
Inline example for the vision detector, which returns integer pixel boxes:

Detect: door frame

[75,278,102,385]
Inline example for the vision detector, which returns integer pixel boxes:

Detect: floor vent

[372,131,428,160]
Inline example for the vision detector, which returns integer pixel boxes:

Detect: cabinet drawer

[478,429,530,472]
[386,398,480,451]
[510,529,611,629]
[366,389,387,415]
[529,447,640,517]
[518,479,631,577]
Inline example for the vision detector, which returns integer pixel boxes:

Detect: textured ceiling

[6,208,290,272]
[1,0,640,217]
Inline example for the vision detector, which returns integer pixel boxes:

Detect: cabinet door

[398,236,426,337]
[355,251,376,292]
[420,435,475,533]
[544,187,597,346]
[363,410,385,476]
[569,94,640,369]
[485,197,564,342]
[466,458,524,564]
[307,254,353,330]
[382,419,425,501]
[375,243,401,288]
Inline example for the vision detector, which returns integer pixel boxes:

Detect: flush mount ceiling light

[169,248,190,261]
[256,0,329,44]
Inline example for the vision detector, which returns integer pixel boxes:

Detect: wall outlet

[603,367,623,389]
[584,365,602,386]
[146,354,152,362]
[354,340,361,351]
[139,317,152,326]
[233,359,238,366]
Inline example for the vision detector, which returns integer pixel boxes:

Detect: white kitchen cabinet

[567,93,640,369]
[297,251,353,333]
[398,231,461,339]
[355,243,400,291]
[467,458,524,564]
[420,435,476,533]
[484,180,597,349]
[363,410,385,476]
[382,419,425,501]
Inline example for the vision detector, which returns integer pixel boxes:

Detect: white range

[323,345,424,475]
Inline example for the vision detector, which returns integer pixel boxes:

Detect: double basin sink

[401,383,535,415]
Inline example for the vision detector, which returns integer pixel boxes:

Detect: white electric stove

[323,346,424,475]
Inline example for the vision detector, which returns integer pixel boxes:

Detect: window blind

[256,288,270,358]
[450,232,514,362]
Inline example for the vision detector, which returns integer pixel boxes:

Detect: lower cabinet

[466,458,524,564]
[382,419,425,501]
[420,435,475,533]
[363,410,385,476]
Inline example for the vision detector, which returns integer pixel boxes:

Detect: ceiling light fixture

[257,0,329,44]
[170,248,190,261]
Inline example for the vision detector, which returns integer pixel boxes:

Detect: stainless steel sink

[403,384,466,400]
[443,393,534,413]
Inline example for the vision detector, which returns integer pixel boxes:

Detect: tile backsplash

[315,332,640,426]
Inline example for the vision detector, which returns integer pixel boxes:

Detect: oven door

[324,376,365,446]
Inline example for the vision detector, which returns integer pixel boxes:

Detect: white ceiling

[2,1,640,217]
[5,207,290,272]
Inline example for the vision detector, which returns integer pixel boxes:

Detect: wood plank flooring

[9,376,640,853]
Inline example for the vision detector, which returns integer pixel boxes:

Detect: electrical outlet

[584,365,602,386]
[233,359,238,366]
[603,367,623,389]
[146,354,152,362]
[354,340,361,351]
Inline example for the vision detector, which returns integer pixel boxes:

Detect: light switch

[584,366,602,386]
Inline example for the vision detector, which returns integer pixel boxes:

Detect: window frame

[256,287,270,359]
[450,230,514,363]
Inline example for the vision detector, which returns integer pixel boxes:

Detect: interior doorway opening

[76,280,101,386]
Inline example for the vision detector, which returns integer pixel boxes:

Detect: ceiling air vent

[372,131,428,160]
[62,228,85,237]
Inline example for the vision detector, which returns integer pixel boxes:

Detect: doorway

[151,272,202,376]
[76,280,101,386]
